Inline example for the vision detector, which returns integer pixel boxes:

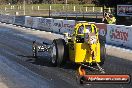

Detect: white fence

[0,14,132,49]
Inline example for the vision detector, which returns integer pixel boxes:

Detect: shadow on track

[17,54,79,70]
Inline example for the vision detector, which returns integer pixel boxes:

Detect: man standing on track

[102,12,116,24]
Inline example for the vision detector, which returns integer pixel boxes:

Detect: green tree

[93,0,132,7]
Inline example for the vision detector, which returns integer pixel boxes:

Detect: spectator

[102,12,116,24]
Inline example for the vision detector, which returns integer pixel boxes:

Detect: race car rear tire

[99,44,106,66]
[51,39,67,67]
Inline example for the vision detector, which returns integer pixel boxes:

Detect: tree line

[93,0,132,7]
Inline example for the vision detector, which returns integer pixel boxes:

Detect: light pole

[48,1,50,17]
[11,0,13,4]
[65,0,68,19]
[23,0,25,15]
[66,0,67,5]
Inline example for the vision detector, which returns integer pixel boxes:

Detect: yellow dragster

[50,22,106,66]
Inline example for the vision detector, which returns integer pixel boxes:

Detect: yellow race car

[50,22,106,67]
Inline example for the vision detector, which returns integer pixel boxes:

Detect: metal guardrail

[51,12,103,18]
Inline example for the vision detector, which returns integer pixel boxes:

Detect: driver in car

[78,25,91,34]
